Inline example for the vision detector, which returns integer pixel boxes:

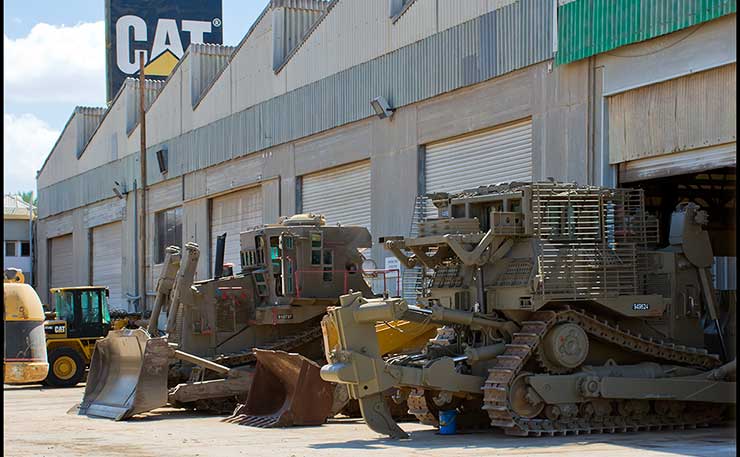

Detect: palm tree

[16,191,37,207]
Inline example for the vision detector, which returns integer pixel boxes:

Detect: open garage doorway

[623,166,736,358]
[625,167,736,257]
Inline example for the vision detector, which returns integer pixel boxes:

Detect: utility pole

[138,51,148,313]
[27,197,33,286]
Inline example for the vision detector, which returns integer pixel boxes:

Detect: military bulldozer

[321,182,736,438]
[79,214,384,422]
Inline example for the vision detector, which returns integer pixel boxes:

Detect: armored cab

[173,213,372,360]
[321,182,735,438]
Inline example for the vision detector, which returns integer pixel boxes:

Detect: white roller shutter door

[92,222,123,310]
[50,234,75,288]
[425,118,533,209]
[211,187,263,271]
[302,160,372,230]
[408,119,533,302]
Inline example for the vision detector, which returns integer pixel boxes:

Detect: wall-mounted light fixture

[370,96,395,119]
[112,180,127,199]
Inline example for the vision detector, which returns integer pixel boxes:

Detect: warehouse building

[36,0,736,311]
[4,195,36,284]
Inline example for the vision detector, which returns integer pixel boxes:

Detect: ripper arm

[147,246,181,336]
[165,242,200,337]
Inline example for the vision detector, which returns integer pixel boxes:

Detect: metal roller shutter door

[50,234,75,288]
[92,222,124,310]
[407,119,533,301]
[302,160,372,230]
[425,118,533,202]
[211,187,263,271]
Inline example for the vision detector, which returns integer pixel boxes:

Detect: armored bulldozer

[79,214,378,422]
[321,182,736,438]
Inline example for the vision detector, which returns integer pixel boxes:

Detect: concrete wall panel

[416,68,533,145]
[146,66,184,146]
[83,197,126,229]
[5,220,31,241]
[293,120,372,176]
[597,14,736,96]
[204,153,265,197]
[261,178,281,225]
[147,178,183,214]
[183,198,210,280]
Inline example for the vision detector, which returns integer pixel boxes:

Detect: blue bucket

[439,410,457,435]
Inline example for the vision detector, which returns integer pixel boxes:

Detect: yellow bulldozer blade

[321,314,438,360]
[78,329,170,420]
[224,349,334,427]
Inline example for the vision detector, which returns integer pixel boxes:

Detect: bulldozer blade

[224,349,334,427]
[78,329,170,420]
[358,393,409,439]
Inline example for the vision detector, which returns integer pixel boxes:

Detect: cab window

[54,292,75,322]
[255,236,266,264]
[101,292,111,324]
[310,233,322,265]
[81,291,101,324]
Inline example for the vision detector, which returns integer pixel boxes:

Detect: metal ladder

[401,195,427,304]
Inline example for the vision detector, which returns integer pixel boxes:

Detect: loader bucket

[224,349,334,427]
[78,328,170,420]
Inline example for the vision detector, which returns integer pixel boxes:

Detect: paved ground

[4,384,736,457]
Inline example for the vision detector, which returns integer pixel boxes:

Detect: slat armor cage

[530,183,659,300]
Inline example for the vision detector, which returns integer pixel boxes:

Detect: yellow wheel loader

[43,287,136,387]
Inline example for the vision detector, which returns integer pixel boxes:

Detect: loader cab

[46,287,112,339]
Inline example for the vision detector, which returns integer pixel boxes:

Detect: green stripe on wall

[556,0,736,65]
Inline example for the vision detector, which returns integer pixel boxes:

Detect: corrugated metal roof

[4,194,35,219]
[38,0,554,218]
[274,0,340,73]
[187,2,274,114]
[272,2,328,70]
[126,78,167,133]
[272,0,331,10]
[391,0,419,23]
[75,106,107,159]
[190,43,237,107]
[556,0,737,65]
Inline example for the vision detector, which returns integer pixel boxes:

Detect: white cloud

[3,113,59,194]
[4,21,106,104]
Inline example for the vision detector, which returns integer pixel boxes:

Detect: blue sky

[4,0,270,195]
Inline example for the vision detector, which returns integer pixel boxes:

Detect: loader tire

[46,347,85,388]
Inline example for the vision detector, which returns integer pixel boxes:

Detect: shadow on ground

[307,424,737,456]
[3,383,65,391]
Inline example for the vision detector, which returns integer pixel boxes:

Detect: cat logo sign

[105,0,223,103]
